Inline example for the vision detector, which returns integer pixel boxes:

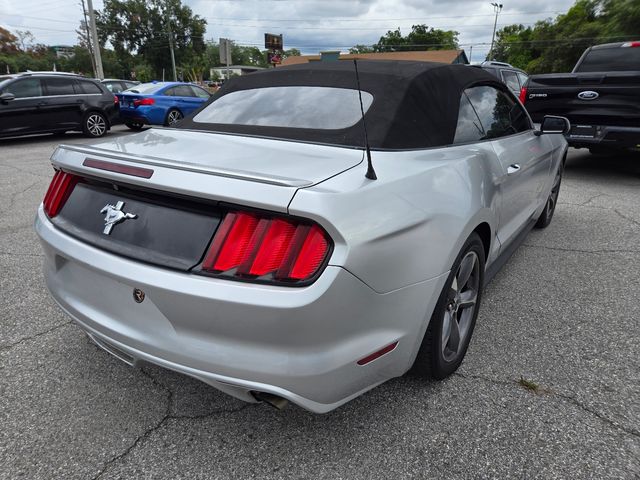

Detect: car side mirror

[0,92,15,104]
[535,115,570,136]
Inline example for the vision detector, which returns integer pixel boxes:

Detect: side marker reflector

[357,342,398,366]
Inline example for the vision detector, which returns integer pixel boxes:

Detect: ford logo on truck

[577,91,599,100]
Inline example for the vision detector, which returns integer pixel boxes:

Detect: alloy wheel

[546,167,563,218]
[441,251,480,362]
[167,110,183,125]
[86,114,106,137]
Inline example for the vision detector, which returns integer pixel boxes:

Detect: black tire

[534,162,563,229]
[164,108,183,127]
[82,111,108,138]
[125,121,144,131]
[413,232,485,379]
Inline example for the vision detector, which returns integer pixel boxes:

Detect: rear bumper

[119,105,164,125]
[35,207,446,413]
[567,125,640,149]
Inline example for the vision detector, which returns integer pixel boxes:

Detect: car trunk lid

[46,128,363,271]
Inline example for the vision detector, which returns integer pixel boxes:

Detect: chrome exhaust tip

[251,391,289,410]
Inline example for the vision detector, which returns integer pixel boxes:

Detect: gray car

[35,61,568,413]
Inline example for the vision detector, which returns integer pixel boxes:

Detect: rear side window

[44,77,76,96]
[464,85,531,139]
[501,70,520,93]
[193,86,374,130]
[517,72,528,88]
[77,80,103,94]
[190,86,210,98]
[576,46,640,72]
[453,93,485,144]
[5,78,43,98]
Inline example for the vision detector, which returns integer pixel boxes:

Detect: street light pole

[489,2,503,61]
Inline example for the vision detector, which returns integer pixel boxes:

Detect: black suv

[477,61,529,98]
[0,72,118,139]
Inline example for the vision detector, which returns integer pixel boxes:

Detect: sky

[1,0,577,61]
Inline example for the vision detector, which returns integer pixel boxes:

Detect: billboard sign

[264,33,283,51]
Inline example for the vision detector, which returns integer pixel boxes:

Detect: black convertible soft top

[177,60,505,150]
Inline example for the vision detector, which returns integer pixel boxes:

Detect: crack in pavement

[521,243,640,255]
[0,250,44,258]
[454,372,640,440]
[0,321,72,353]
[614,209,640,229]
[91,367,258,479]
[5,182,40,210]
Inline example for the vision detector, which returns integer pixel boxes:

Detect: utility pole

[489,2,503,61]
[80,0,97,77]
[86,0,104,79]
[166,11,177,81]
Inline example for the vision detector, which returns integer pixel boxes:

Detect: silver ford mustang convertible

[35,61,568,413]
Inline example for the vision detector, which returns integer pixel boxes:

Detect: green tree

[491,0,637,74]
[374,24,459,52]
[349,44,375,54]
[96,0,207,78]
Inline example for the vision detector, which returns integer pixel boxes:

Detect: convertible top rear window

[193,86,373,130]
[178,61,505,150]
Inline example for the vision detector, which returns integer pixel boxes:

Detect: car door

[465,85,552,247]
[0,77,45,135]
[41,76,84,130]
[172,84,203,115]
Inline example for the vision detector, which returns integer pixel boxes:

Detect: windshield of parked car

[575,46,640,72]
[124,82,165,94]
[0,78,13,90]
[192,86,373,130]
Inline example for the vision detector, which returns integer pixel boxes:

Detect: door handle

[507,164,521,174]
[37,101,48,106]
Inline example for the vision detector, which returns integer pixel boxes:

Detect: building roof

[281,50,468,66]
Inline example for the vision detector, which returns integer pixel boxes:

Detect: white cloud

[1,0,575,61]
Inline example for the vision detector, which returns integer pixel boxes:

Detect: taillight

[201,211,331,284]
[113,95,119,104]
[133,97,154,107]
[42,170,80,217]
[519,86,527,104]
[621,41,640,48]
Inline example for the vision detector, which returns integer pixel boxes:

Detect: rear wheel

[164,108,183,126]
[535,162,563,229]
[413,233,485,379]
[125,121,144,131]
[82,111,108,138]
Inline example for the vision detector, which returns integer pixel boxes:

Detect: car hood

[86,127,365,188]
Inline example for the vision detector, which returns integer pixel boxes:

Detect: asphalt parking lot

[1,126,639,479]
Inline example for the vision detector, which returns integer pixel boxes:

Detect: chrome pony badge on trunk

[100,201,137,235]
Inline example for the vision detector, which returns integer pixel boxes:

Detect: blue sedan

[117,82,211,129]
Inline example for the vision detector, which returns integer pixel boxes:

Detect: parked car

[522,41,640,154]
[477,61,529,98]
[0,72,118,138]
[35,61,568,413]
[116,81,211,130]
[101,79,140,93]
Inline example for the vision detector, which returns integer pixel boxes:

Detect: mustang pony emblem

[100,201,137,235]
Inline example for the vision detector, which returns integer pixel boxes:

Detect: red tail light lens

[43,170,80,217]
[519,86,527,104]
[114,95,119,104]
[133,97,154,106]
[201,211,332,284]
